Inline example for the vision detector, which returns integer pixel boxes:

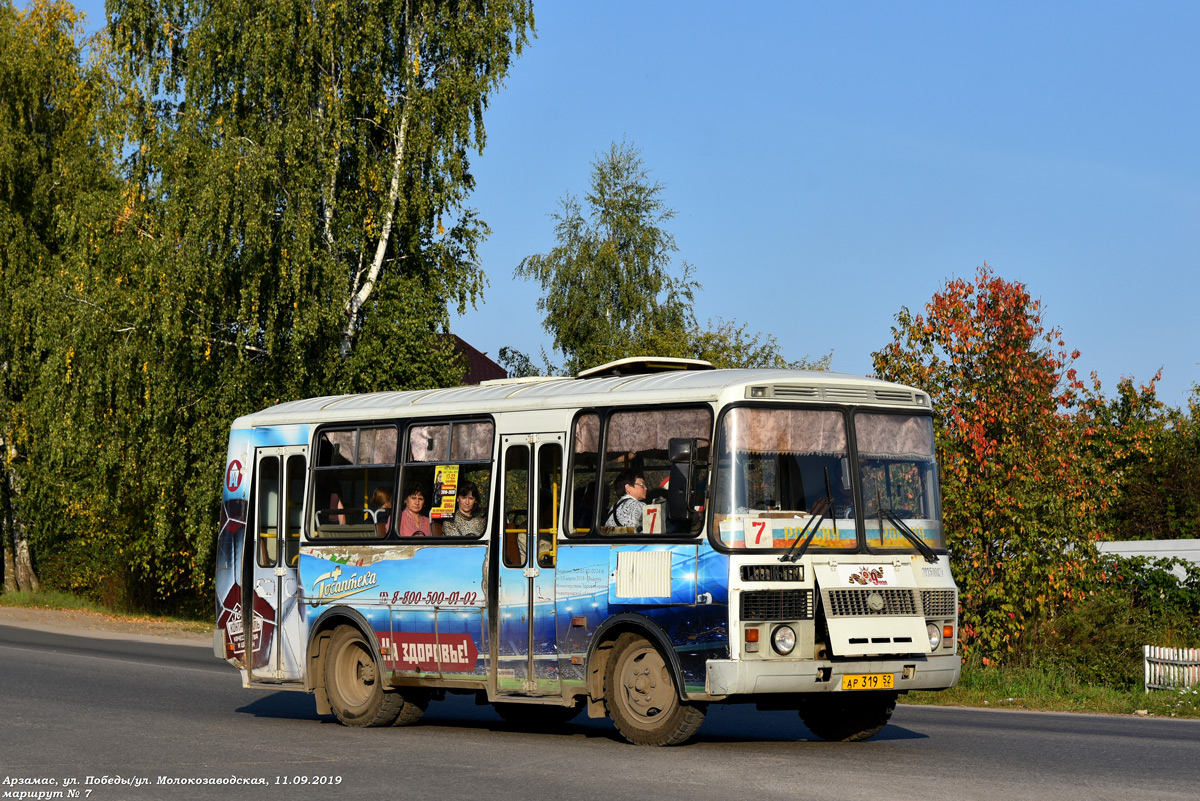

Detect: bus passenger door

[246,446,307,684]
[494,433,564,696]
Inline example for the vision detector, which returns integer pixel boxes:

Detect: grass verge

[0,589,107,613]
[0,589,208,632]
[904,663,1200,719]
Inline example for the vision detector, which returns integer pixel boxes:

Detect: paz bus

[213,357,959,746]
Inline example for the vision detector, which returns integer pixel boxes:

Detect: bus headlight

[927,623,942,651]
[772,625,796,655]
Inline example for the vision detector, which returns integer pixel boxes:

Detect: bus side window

[536,443,562,567]
[598,407,713,536]
[256,456,280,567]
[401,420,494,539]
[311,426,397,539]
[567,413,599,536]
[502,444,529,567]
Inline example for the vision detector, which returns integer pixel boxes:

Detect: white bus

[214,357,959,745]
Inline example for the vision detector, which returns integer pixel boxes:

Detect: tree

[2,0,533,613]
[1090,378,1200,541]
[106,0,533,393]
[515,141,825,374]
[873,265,1116,661]
[0,0,112,593]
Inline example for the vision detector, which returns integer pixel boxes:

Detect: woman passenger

[397,483,431,537]
[370,487,393,537]
[441,481,485,537]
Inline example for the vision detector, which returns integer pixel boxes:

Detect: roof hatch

[577,356,715,379]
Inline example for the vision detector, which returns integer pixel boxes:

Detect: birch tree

[516,141,828,374]
[108,0,533,394]
[1,0,533,612]
[0,0,111,593]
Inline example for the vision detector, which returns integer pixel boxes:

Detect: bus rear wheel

[604,632,705,746]
[324,625,404,727]
[799,692,897,742]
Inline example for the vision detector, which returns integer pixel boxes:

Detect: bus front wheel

[324,625,405,727]
[799,692,897,742]
[604,632,705,746]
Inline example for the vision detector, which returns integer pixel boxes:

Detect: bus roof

[231,367,930,430]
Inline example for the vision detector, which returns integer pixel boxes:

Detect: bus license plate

[841,673,894,691]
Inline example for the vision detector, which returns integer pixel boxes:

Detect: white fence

[1144,646,1200,691]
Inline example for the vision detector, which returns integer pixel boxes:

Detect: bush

[1035,556,1200,690]
[1036,592,1151,688]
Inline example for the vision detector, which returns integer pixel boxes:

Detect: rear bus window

[311,426,398,539]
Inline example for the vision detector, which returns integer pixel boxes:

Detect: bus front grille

[740,589,814,621]
[826,588,917,616]
[920,589,957,617]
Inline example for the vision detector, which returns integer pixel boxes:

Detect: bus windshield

[855,412,944,551]
[712,407,858,550]
[712,407,945,553]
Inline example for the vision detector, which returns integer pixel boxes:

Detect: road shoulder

[0,605,211,647]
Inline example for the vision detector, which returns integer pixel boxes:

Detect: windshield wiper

[778,497,830,563]
[877,507,939,564]
[780,469,834,563]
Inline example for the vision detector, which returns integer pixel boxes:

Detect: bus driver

[604,469,647,531]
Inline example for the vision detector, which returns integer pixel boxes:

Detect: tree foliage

[1,0,532,613]
[1087,379,1200,541]
[515,141,827,374]
[873,264,1119,660]
[0,0,113,593]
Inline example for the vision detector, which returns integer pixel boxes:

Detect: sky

[58,1,1200,407]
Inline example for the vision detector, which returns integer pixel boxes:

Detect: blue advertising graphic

[301,545,489,678]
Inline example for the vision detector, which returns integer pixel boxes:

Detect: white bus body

[214,359,959,745]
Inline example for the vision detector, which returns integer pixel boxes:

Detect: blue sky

[61,2,1199,406]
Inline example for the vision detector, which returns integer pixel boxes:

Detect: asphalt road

[2,623,1198,801]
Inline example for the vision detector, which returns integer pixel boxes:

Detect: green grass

[0,588,108,613]
[904,663,1200,719]
[0,589,208,630]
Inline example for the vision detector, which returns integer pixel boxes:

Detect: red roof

[445,335,507,385]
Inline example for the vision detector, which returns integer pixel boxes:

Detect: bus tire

[799,692,896,742]
[324,625,403,727]
[492,700,583,729]
[604,632,705,746]
[392,691,429,727]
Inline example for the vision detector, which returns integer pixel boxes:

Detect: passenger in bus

[441,481,486,537]
[397,483,431,537]
[604,469,648,531]
[370,487,393,536]
[439,482,484,537]
[321,486,347,526]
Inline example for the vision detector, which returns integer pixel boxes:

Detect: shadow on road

[234,690,928,745]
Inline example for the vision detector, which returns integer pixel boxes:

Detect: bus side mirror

[667,438,707,522]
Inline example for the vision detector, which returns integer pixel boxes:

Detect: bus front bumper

[705,653,961,697]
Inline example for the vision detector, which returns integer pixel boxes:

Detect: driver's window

[598,407,712,536]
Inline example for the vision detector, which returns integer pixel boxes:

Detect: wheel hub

[621,648,674,720]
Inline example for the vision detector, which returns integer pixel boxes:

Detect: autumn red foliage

[873,265,1122,661]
